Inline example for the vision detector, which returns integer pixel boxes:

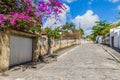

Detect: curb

[57,45,79,60]
[102,45,120,63]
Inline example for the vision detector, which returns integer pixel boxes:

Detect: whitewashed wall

[110,28,114,47]
[114,32,119,48]
[110,27,120,48]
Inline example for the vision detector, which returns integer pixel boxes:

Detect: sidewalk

[102,45,120,62]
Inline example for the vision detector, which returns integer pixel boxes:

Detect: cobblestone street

[28,44,120,80]
[1,44,120,80]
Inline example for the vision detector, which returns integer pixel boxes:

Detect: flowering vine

[0,0,66,33]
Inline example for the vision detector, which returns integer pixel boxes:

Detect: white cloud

[59,4,70,23]
[117,5,120,10]
[108,0,119,3]
[72,10,99,33]
[85,30,92,35]
[43,4,70,28]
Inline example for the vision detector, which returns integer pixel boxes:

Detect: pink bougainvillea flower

[0,14,4,18]
[25,15,30,19]
[10,20,16,25]
[0,14,8,25]
[26,0,31,3]
[34,12,39,17]
[19,13,25,19]
[46,9,51,14]
[0,20,3,24]
[56,2,62,7]
[3,16,8,20]
[49,0,62,7]
[53,8,59,12]
[27,6,33,13]
[13,13,19,19]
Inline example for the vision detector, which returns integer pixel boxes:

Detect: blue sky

[44,0,120,35]
[62,0,120,35]
[64,0,120,22]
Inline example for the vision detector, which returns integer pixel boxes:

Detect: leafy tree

[52,27,61,39]
[88,12,120,41]
[87,34,95,41]
[69,22,76,32]
[89,20,107,40]
[101,23,117,36]
[62,22,76,32]
[61,22,85,39]
[75,28,84,38]
[88,20,119,41]
[44,27,61,39]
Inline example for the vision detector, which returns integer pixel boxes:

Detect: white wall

[110,28,114,47]
[114,32,119,48]
[110,27,120,48]
[118,30,120,49]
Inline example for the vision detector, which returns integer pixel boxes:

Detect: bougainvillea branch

[0,0,66,32]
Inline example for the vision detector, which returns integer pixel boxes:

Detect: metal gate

[112,37,114,47]
[10,35,33,66]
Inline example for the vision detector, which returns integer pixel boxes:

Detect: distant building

[102,35,110,45]
[96,35,103,44]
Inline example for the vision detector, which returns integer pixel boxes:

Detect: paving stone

[1,44,120,80]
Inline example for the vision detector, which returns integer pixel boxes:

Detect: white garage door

[10,35,33,66]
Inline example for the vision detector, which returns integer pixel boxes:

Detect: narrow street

[1,43,120,80]
[27,44,120,80]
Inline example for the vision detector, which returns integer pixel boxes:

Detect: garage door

[10,35,33,66]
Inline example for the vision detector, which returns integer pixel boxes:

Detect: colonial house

[110,26,120,48]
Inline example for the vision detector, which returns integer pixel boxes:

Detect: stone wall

[39,38,78,56]
[52,39,77,53]
[0,30,79,72]
[0,30,10,72]
[39,35,48,55]
[33,37,41,62]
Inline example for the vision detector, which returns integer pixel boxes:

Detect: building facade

[110,27,120,48]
